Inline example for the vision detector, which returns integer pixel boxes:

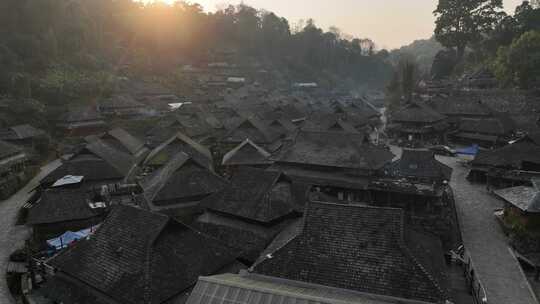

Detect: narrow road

[439,155,538,304]
[0,160,61,304]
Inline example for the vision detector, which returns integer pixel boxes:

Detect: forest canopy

[0,0,393,102]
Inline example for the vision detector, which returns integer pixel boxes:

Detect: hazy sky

[192,0,525,49]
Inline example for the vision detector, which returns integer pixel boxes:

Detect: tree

[431,48,458,79]
[494,30,540,88]
[434,0,504,61]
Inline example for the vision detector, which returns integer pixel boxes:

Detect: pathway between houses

[439,155,538,304]
[0,160,61,304]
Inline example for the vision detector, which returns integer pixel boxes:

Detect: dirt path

[0,160,61,304]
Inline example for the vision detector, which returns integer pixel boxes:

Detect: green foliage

[386,55,419,108]
[494,30,540,88]
[434,0,504,60]
[431,48,458,79]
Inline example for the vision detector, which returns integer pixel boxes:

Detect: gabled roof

[47,205,238,304]
[302,114,359,133]
[141,152,227,206]
[222,117,278,144]
[277,131,394,170]
[84,139,136,178]
[106,128,147,156]
[472,141,540,168]
[494,179,540,213]
[386,149,452,181]
[427,96,491,117]
[0,124,45,140]
[253,202,447,303]
[201,167,295,223]
[222,139,272,166]
[41,154,124,185]
[144,132,213,169]
[391,102,446,124]
[458,118,513,136]
[26,189,100,225]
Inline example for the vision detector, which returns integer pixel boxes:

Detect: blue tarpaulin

[46,226,97,250]
[456,144,479,156]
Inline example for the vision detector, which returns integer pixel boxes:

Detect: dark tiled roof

[253,202,447,303]
[222,117,279,144]
[302,114,359,133]
[145,157,228,205]
[222,139,272,166]
[201,167,295,223]
[472,141,540,168]
[391,102,446,124]
[41,154,124,185]
[0,124,45,140]
[458,118,513,136]
[277,131,394,170]
[48,205,238,304]
[385,149,452,181]
[194,211,286,262]
[106,128,147,156]
[84,139,136,177]
[144,132,213,170]
[427,97,491,117]
[26,189,100,225]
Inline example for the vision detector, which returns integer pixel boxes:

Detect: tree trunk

[457,44,466,62]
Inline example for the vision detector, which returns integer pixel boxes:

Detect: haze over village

[0,1,540,304]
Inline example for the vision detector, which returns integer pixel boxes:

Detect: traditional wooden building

[221,139,273,173]
[26,189,106,243]
[271,131,394,202]
[494,179,540,229]
[0,124,47,149]
[143,131,213,172]
[388,102,448,143]
[195,167,301,263]
[253,202,453,304]
[139,152,227,218]
[86,128,149,163]
[468,136,540,187]
[41,205,239,304]
[41,139,137,189]
[98,95,148,117]
[56,107,107,136]
[450,116,515,148]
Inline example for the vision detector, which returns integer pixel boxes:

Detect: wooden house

[253,202,452,304]
[195,167,301,263]
[139,152,227,218]
[221,139,273,174]
[270,131,394,202]
[41,205,239,304]
[0,124,47,150]
[56,107,107,137]
[468,136,540,187]
[388,102,448,144]
[494,180,540,230]
[41,139,137,189]
[26,189,106,243]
